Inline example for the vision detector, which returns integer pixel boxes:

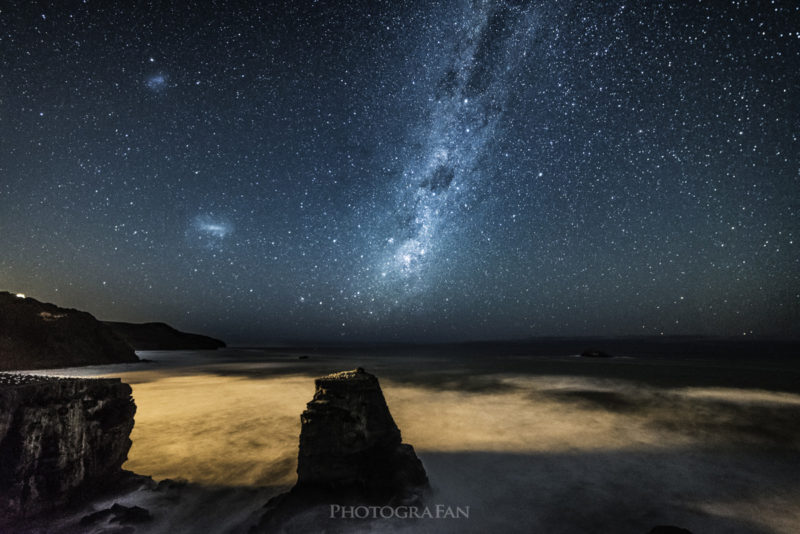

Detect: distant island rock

[0,292,138,371]
[256,368,429,530]
[104,321,226,350]
[0,374,136,523]
[580,348,614,358]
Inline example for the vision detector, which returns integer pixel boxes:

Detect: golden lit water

[68,350,800,534]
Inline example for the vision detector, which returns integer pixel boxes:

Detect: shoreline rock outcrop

[0,292,138,370]
[255,368,429,530]
[296,368,428,498]
[0,374,136,521]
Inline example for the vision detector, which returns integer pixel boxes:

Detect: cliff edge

[0,374,136,521]
[0,292,138,370]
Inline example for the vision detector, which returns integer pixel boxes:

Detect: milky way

[1,1,797,342]
[381,2,538,291]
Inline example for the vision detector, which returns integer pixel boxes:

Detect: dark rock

[104,321,226,350]
[295,367,428,495]
[254,368,429,531]
[648,527,694,534]
[580,349,613,358]
[156,477,188,491]
[97,527,135,534]
[80,507,115,525]
[109,503,152,524]
[81,502,148,529]
[0,374,136,520]
[0,292,139,370]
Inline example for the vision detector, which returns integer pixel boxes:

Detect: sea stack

[256,368,428,530]
[296,367,428,497]
[0,374,136,522]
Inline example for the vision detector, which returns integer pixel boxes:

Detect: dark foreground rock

[254,368,429,531]
[0,374,136,522]
[0,292,138,370]
[104,321,226,350]
[648,527,694,534]
[295,368,428,495]
[80,502,153,526]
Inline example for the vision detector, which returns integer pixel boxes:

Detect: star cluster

[1,1,797,342]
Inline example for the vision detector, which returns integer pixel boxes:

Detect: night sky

[1,1,798,343]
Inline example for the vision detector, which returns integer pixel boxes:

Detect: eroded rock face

[255,368,428,531]
[0,292,138,370]
[296,368,428,497]
[0,373,136,519]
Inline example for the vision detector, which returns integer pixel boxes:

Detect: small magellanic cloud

[145,73,168,92]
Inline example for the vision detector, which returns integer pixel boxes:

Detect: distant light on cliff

[15,293,25,299]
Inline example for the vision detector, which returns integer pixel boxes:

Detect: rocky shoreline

[0,374,136,522]
[0,368,433,533]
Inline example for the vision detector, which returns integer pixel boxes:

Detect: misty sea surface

[21,347,800,534]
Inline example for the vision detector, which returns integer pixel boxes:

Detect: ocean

[17,345,800,533]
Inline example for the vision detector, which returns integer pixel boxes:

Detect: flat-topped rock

[296,367,425,494]
[0,373,64,387]
[0,374,136,521]
[255,368,429,531]
[315,367,376,383]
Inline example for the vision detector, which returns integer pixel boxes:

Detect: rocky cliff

[256,368,428,530]
[295,368,428,497]
[0,292,138,370]
[0,373,136,521]
[104,321,226,350]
